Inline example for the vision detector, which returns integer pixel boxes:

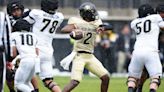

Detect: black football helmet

[156,4,164,13]
[79,2,98,21]
[41,0,59,14]
[13,19,31,32]
[138,4,155,18]
[7,0,24,18]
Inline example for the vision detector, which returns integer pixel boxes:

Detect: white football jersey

[11,32,38,58]
[24,9,64,54]
[131,14,164,51]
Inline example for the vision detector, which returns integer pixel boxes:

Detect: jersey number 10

[136,20,151,35]
[20,34,33,46]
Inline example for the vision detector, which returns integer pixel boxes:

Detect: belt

[77,51,92,54]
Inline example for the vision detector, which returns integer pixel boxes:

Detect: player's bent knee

[45,81,58,90]
[150,76,161,87]
[100,74,110,81]
[71,80,80,86]
[127,77,138,88]
[42,77,53,84]
[43,78,58,90]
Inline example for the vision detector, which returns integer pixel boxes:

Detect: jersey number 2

[136,20,151,35]
[84,33,92,44]
[41,18,58,33]
[20,34,33,46]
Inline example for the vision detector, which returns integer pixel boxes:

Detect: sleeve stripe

[29,15,35,21]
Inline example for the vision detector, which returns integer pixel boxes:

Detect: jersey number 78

[40,18,59,33]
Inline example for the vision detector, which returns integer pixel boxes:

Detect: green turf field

[4,76,164,92]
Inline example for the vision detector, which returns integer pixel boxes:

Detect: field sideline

[4,76,164,92]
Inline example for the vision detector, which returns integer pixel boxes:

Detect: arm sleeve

[10,33,17,58]
[57,13,64,28]
[67,17,78,28]
[159,21,164,28]
[68,17,77,24]
[95,18,103,26]
[156,15,164,28]
[24,10,36,24]
[59,13,64,24]
[130,20,135,30]
[10,33,17,47]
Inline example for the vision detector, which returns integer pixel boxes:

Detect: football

[69,29,84,40]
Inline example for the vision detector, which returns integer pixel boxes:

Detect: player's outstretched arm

[61,24,76,33]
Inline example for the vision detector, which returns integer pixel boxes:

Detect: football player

[156,4,164,18]
[7,1,39,92]
[11,19,39,92]
[136,4,164,92]
[7,0,31,26]
[61,2,110,92]
[24,0,63,92]
[127,4,164,92]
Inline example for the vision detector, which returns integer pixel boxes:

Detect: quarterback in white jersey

[127,4,164,92]
[24,0,63,92]
[11,19,39,92]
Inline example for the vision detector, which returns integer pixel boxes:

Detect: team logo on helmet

[79,2,98,21]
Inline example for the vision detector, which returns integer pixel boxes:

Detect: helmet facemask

[79,2,98,22]
[7,1,24,19]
